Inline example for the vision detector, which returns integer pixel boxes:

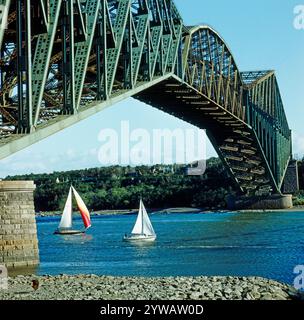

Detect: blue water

[36,212,304,285]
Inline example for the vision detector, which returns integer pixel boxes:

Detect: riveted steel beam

[0,0,292,197]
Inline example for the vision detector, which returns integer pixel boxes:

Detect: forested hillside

[4,158,236,212]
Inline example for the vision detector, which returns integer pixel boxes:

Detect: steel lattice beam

[0,0,292,197]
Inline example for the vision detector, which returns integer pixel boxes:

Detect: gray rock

[272,294,289,300]
[0,275,299,301]
[260,293,274,300]
[189,292,202,300]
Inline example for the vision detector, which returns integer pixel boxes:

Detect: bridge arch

[0,0,292,197]
[181,25,245,121]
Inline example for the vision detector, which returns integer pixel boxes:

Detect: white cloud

[89,148,98,156]
[0,148,101,178]
[11,161,47,172]
[65,148,76,158]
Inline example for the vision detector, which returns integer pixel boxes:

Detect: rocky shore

[0,275,303,300]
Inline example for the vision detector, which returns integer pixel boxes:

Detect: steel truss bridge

[0,0,292,197]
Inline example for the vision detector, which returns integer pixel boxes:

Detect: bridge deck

[0,0,292,196]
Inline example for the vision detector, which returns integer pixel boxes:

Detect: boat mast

[141,199,144,235]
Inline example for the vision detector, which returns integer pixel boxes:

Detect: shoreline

[0,274,303,300]
[36,207,211,217]
[36,206,304,217]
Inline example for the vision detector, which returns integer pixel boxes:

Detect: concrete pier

[227,194,293,210]
[282,160,299,194]
[0,181,39,268]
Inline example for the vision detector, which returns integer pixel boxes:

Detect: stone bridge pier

[226,194,293,210]
[0,181,39,268]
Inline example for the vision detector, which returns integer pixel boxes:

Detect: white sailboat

[123,199,156,242]
[54,186,92,235]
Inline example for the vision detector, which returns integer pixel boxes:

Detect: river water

[35,211,304,285]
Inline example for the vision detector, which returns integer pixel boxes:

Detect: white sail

[131,200,155,236]
[131,200,144,234]
[58,187,73,229]
[141,200,156,236]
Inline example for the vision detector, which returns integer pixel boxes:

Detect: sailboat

[54,186,91,235]
[123,199,156,242]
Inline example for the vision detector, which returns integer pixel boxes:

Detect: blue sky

[0,0,303,177]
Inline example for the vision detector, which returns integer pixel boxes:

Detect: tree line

[4,158,304,212]
[4,158,236,212]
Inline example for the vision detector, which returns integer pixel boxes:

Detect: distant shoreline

[36,206,304,217]
[36,207,204,217]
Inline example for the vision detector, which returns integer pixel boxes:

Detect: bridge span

[0,0,292,199]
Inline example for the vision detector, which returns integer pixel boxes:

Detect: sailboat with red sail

[54,186,91,235]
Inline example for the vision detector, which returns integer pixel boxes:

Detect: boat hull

[54,229,85,235]
[123,234,156,242]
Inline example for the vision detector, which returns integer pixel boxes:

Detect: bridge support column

[227,194,293,210]
[0,181,39,268]
[282,160,299,194]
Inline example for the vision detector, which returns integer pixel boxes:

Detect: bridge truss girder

[0,0,292,197]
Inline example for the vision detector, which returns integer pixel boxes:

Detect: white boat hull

[123,234,156,242]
